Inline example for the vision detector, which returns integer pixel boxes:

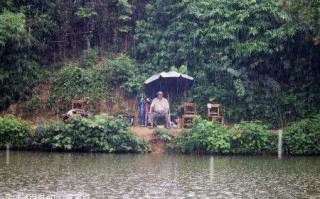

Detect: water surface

[1,151,320,198]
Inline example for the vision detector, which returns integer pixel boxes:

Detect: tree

[134,0,320,127]
[0,11,26,54]
[0,10,41,109]
[280,0,320,43]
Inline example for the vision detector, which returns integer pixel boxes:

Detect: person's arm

[164,99,169,114]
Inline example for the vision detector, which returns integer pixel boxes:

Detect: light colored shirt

[150,97,169,113]
[67,109,76,117]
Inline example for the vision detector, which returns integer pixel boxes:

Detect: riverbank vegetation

[2,114,320,155]
[48,53,143,112]
[0,115,32,149]
[0,0,319,128]
[283,114,320,155]
[177,116,320,155]
[0,0,320,154]
[0,114,150,153]
[177,118,277,154]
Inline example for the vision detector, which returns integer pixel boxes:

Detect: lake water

[0,151,320,199]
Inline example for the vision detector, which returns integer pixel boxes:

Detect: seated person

[62,109,88,121]
[148,91,170,128]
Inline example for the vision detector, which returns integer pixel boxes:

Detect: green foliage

[230,121,276,154]
[75,7,97,18]
[154,128,172,143]
[121,75,144,97]
[0,59,41,110]
[0,0,141,111]
[103,54,144,96]
[0,9,42,110]
[170,65,188,74]
[0,115,31,148]
[25,96,41,114]
[50,65,105,108]
[31,114,150,153]
[0,0,319,145]
[0,11,26,46]
[134,0,320,128]
[177,117,277,154]
[283,114,320,155]
[49,53,144,108]
[81,48,99,68]
[177,117,231,154]
[29,13,56,48]
[108,130,149,152]
[282,0,320,40]
[104,55,136,86]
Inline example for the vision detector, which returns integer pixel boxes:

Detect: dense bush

[230,121,277,154]
[177,117,231,154]
[103,55,144,96]
[48,53,144,110]
[177,117,277,154]
[0,115,31,149]
[154,128,172,143]
[0,11,42,110]
[2,113,320,155]
[31,114,150,153]
[81,48,99,68]
[25,96,41,115]
[134,0,320,129]
[50,65,105,105]
[1,0,320,132]
[283,114,320,155]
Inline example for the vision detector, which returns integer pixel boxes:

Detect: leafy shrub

[103,54,144,96]
[283,114,320,155]
[108,130,149,152]
[0,115,31,148]
[177,117,231,154]
[46,95,57,110]
[31,114,150,153]
[177,118,277,154]
[32,122,74,150]
[81,48,99,68]
[265,132,278,154]
[25,96,41,114]
[230,121,276,154]
[154,128,172,143]
[104,55,135,85]
[50,65,105,108]
[121,75,144,96]
[49,54,144,108]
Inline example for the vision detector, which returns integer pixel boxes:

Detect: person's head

[156,91,164,99]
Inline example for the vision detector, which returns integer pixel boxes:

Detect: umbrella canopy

[144,71,194,97]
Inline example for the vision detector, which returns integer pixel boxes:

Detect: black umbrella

[144,71,194,97]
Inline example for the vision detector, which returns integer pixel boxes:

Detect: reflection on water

[1,151,320,199]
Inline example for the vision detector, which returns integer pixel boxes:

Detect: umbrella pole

[168,91,171,128]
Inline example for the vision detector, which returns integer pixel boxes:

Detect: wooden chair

[207,103,224,124]
[182,102,197,128]
[72,99,85,109]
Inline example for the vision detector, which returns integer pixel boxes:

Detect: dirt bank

[130,127,184,153]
